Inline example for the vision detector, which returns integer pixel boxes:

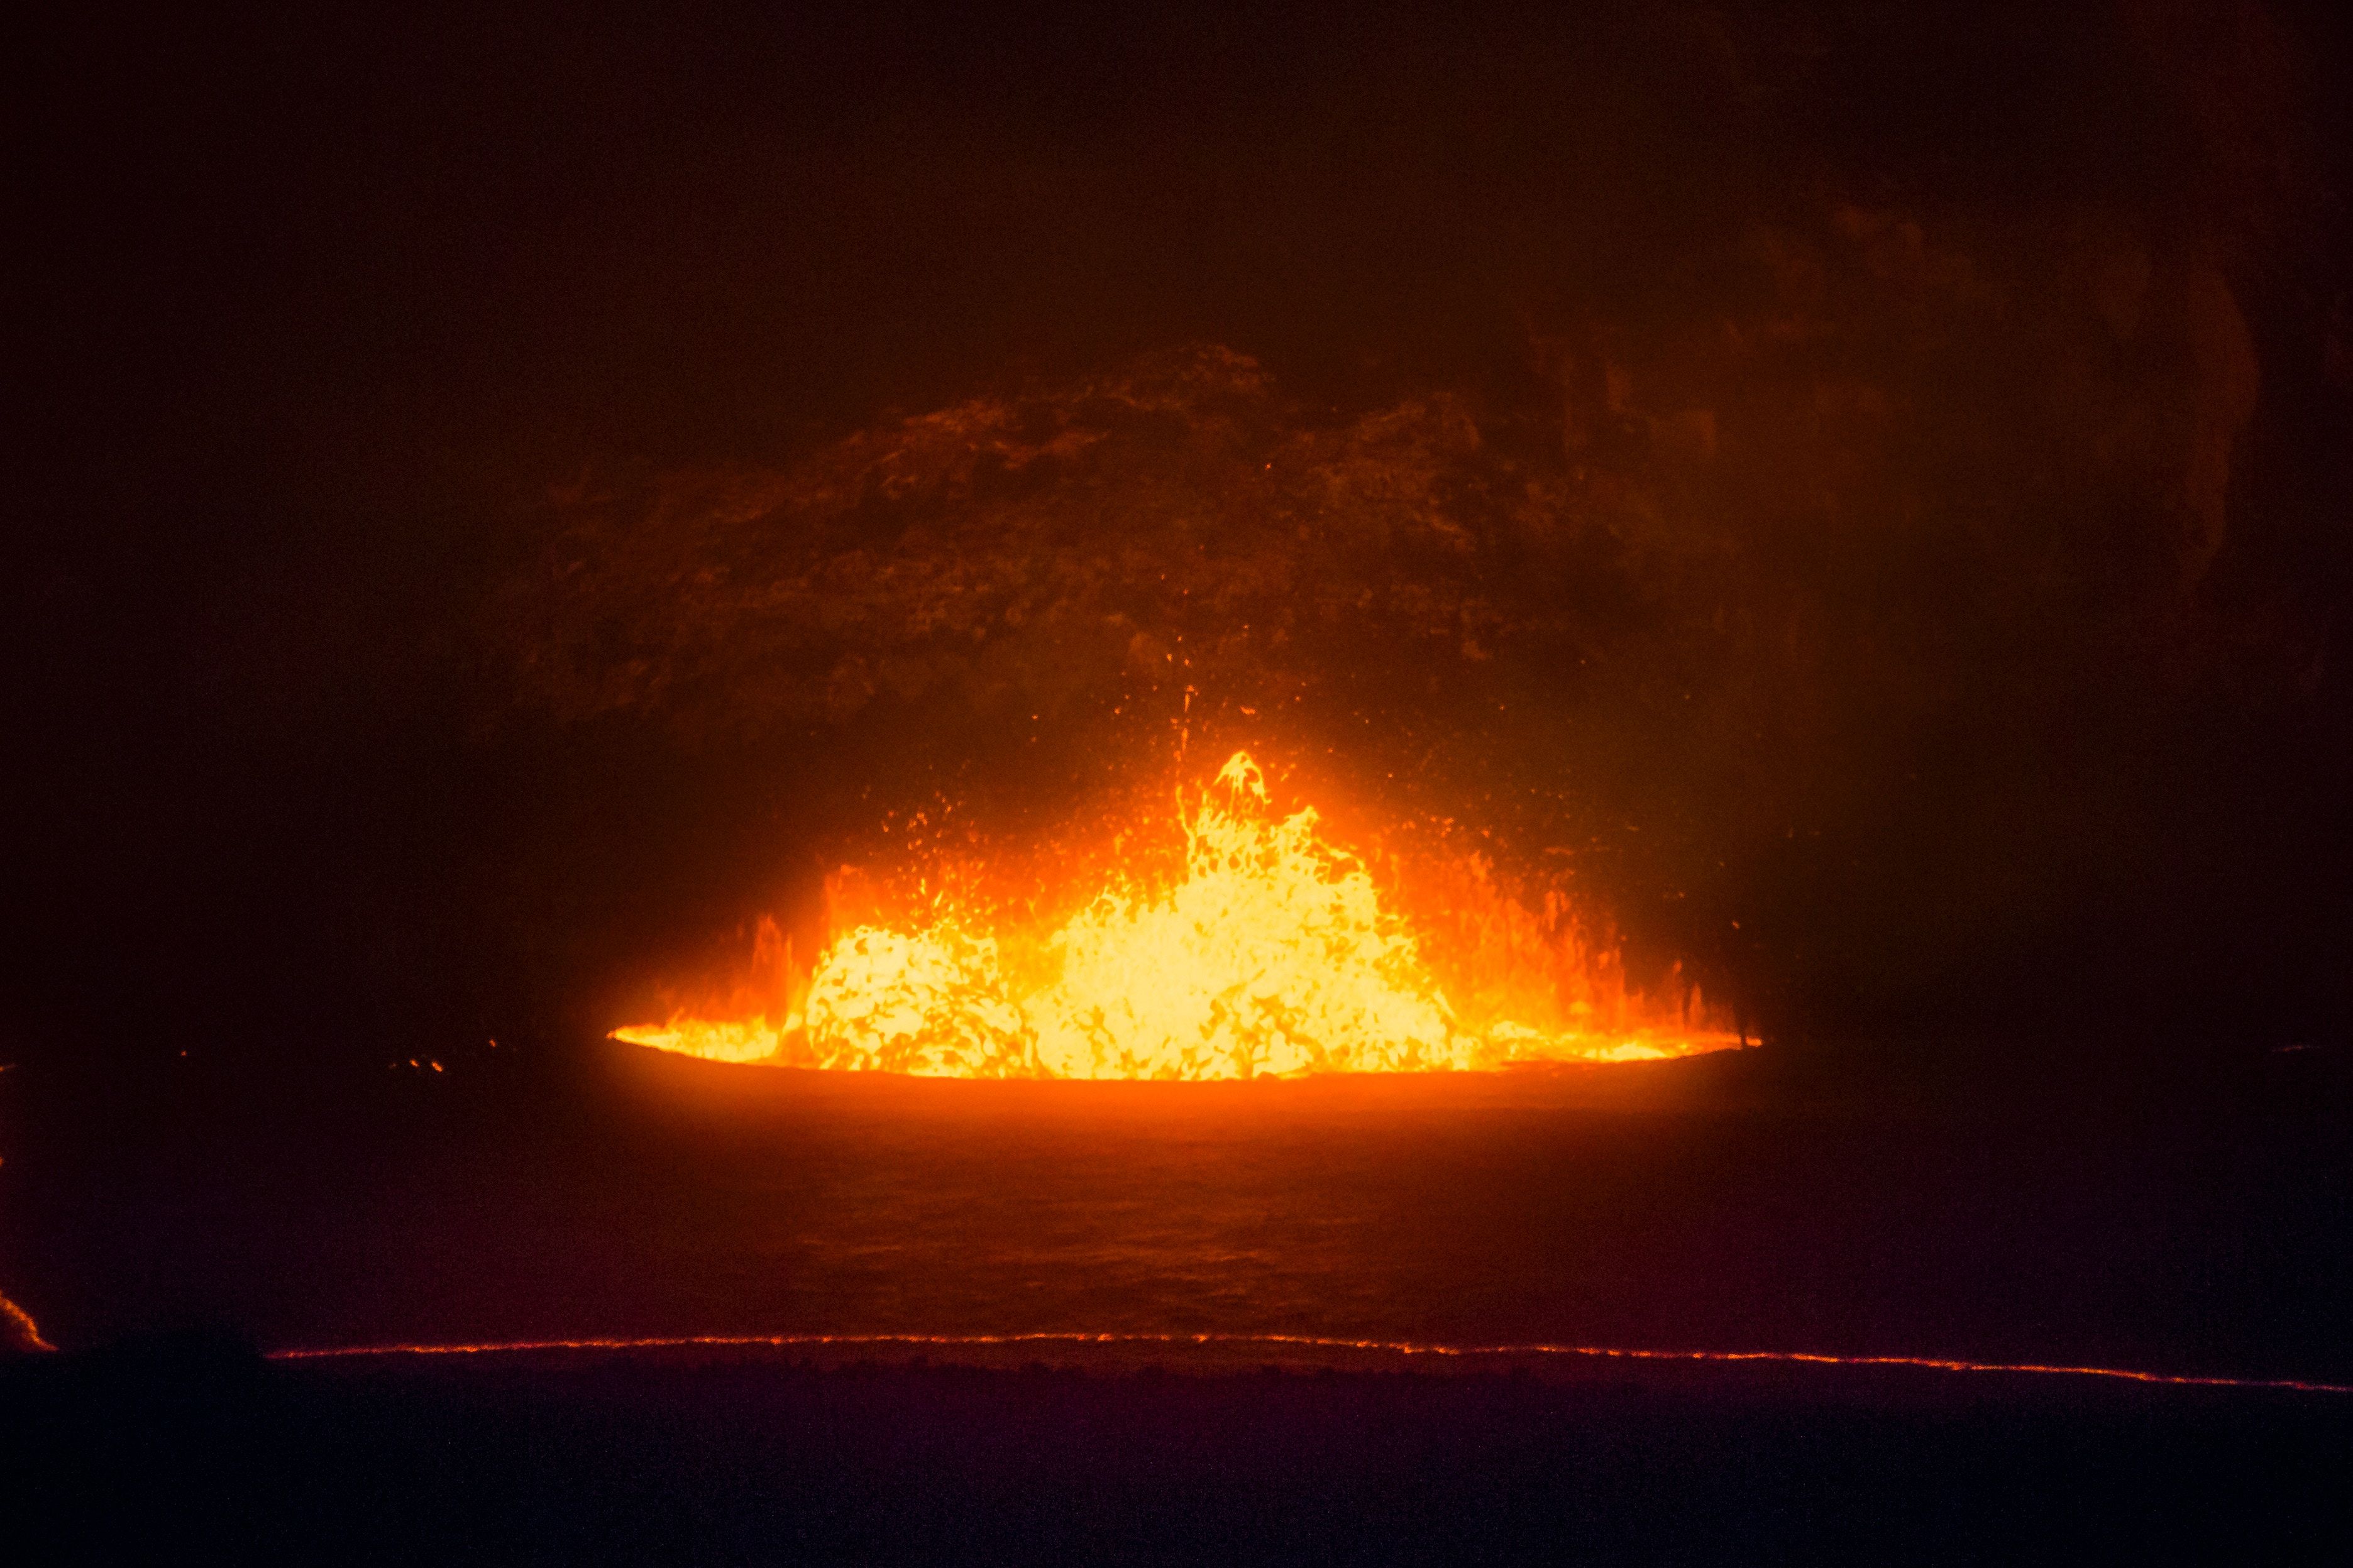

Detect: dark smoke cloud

[505,346,1577,745]
[498,168,2342,1044]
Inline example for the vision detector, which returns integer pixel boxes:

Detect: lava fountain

[617,752,1736,1077]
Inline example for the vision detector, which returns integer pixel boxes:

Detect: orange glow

[617,752,1737,1077]
[0,1290,52,1354]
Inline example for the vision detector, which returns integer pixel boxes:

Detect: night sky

[11,1,2353,1080]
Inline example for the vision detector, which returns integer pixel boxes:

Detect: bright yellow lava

[617,753,1734,1078]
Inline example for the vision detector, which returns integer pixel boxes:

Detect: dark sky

[9,1,2352,1082]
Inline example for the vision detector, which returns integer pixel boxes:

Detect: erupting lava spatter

[617,753,1735,1077]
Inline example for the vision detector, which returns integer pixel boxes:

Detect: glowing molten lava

[617,754,1734,1077]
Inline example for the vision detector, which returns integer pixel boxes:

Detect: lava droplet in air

[615,753,1736,1078]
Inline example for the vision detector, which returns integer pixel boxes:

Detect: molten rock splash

[617,754,1732,1078]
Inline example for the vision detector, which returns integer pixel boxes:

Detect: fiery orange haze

[617,753,1735,1077]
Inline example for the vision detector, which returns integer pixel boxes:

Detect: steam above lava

[505,343,1738,1001]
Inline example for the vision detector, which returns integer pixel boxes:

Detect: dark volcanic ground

[6,1041,2352,1560]
[8,1337,2350,1564]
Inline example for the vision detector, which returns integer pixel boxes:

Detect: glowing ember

[0,1290,51,1354]
[617,753,1735,1077]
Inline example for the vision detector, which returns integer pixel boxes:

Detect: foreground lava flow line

[266,1331,2353,1395]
